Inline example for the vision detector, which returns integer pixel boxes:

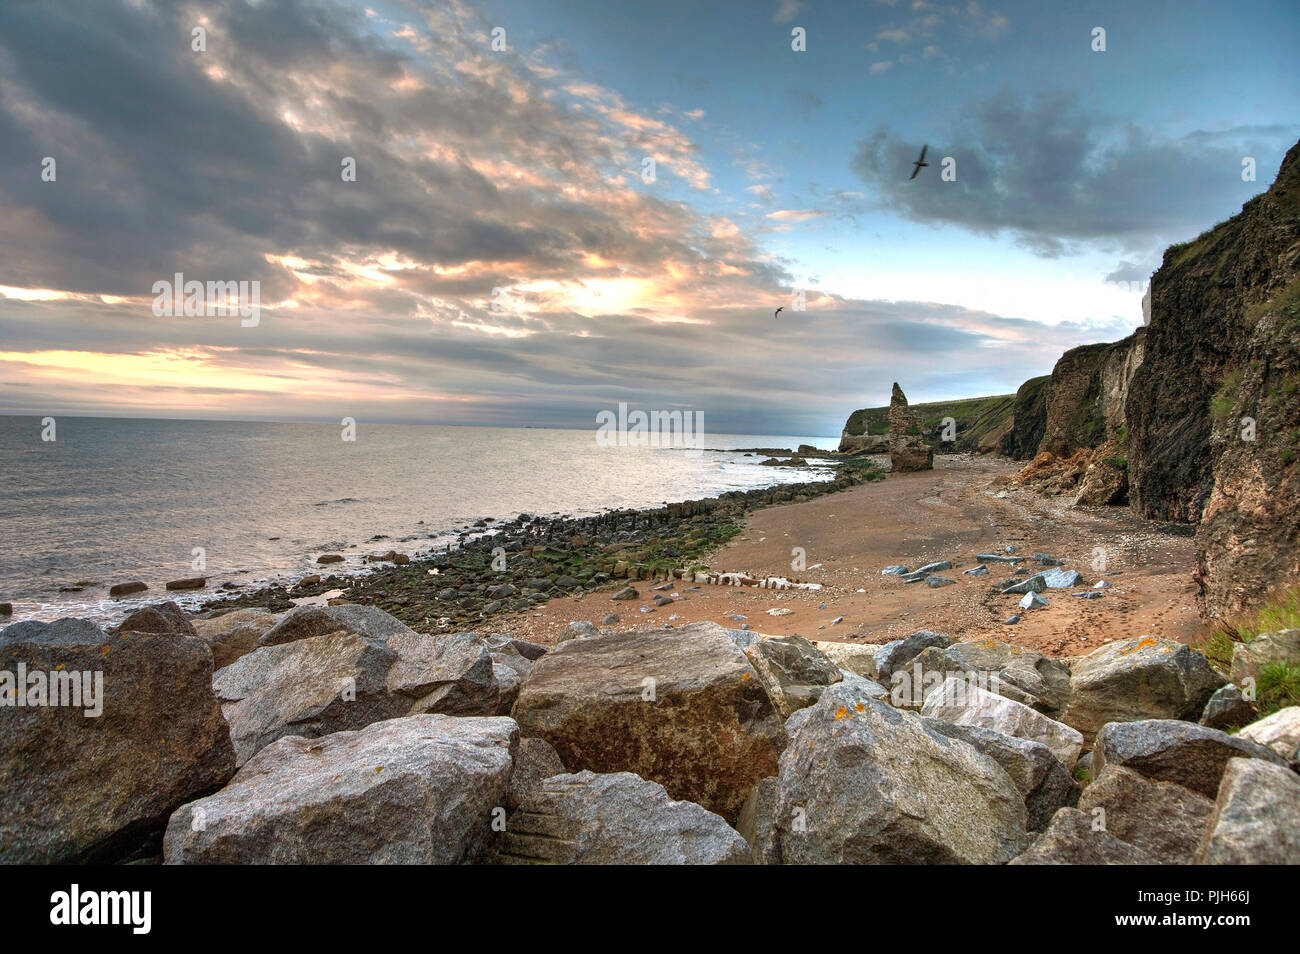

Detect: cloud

[870,60,894,74]
[849,91,1292,258]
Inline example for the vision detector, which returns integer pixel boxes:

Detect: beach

[498,454,1204,657]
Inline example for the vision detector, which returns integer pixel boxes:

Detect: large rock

[486,771,749,865]
[1195,757,1300,864]
[769,682,1027,864]
[924,720,1079,832]
[510,622,785,822]
[214,621,498,766]
[1009,808,1157,865]
[1074,437,1129,506]
[945,638,1071,715]
[192,609,276,669]
[1229,628,1300,688]
[114,601,199,639]
[1236,706,1300,762]
[873,629,952,682]
[1061,636,1225,739]
[504,737,567,812]
[1077,765,1214,864]
[1198,683,1257,730]
[259,606,350,647]
[887,382,934,472]
[164,715,517,864]
[742,635,841,718]
[0,617,235,863]
[812,641,886,680]
[1093,719,1287,798]
[922,676,1083,769]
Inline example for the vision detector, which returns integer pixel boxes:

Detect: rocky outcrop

[0,617,236,863]
[164,715,517,864]
[1000,375,1051,459]
[486,771,750,865]
[1042,333,1144,458]
[887,383,934,472]
[510,622,786,822]
[840,391,1015,455]
[1129,141,1300,532]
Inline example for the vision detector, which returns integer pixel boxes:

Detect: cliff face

[1041,332,1144,457]
[839,393,1016,455]
[1128,142,1300,525]
[999,375,1050,460]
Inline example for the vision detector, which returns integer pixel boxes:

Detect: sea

[0,415,838,624]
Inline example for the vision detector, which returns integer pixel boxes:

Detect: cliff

[839,392,1016,455]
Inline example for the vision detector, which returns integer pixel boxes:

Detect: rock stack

[887,382,933,472]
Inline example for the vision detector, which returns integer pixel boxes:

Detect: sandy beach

[498,454,1204,657]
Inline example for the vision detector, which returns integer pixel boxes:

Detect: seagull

[774,306,783,320]
[910,144,929,180]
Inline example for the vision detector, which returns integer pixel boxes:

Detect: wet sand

[496,455,1206,658]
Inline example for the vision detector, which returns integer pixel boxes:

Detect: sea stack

[888,382,934,472]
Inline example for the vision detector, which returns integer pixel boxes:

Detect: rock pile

[3,604,1297,865]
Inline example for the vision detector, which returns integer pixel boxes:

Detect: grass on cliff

[1209,369,1244,422]
[1202,587,1300,717]
[839,456,887,480]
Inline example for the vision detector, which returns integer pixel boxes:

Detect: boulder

[1061,636,1225,739]
[812,641,886,680]
[1074,437,1128,506]
[0,617,235,863]
[493,663,521,714]
[165,577,206,591]
[1198,683,1257,730]
[1230,628,1300,688]
[214,623,498,766]
[484,634,548,661]
[164,715,517,864]
[742,634,842,718]
[924,720,1079,831]
[945,638,1071,715]
[1009,808,1157,865]
[1236,706,1300,763]
[191,608,276,669]
[108,581,148,597]
[511,622,786,822]
[873,629,952,681]
[922,675,1083,769]
[504,737,567,812]
[770,682,1028,864]
[1093,719,1287,798]
[259,606,351,647]
[114,601,199,638]
[1195,758,1300,864]
[1077,765,1214,864]
[486,770,749,865]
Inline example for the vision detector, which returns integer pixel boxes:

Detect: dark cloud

[849,91,1293,258]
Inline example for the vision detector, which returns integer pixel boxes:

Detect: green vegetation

[1203,588,1300,716]
[839,456,887,480]
[1210,369,1244,422]
[1247,273,1300,324]
[1258,661,1300,717]
[1072,764,1091,786]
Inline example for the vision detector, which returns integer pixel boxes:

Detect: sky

[0,0,1296,437]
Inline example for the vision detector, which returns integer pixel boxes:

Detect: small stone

[881,565,909,576]
[766,608,793,617]
[1019,592,1048,610]
[926,576,955,588]
[964,565,989,576]
[601,614,620,625]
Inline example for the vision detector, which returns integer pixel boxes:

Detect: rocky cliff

[840,392,1016,455]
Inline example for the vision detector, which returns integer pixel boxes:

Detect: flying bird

[774,306,783,320]
[910,144,929,180]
